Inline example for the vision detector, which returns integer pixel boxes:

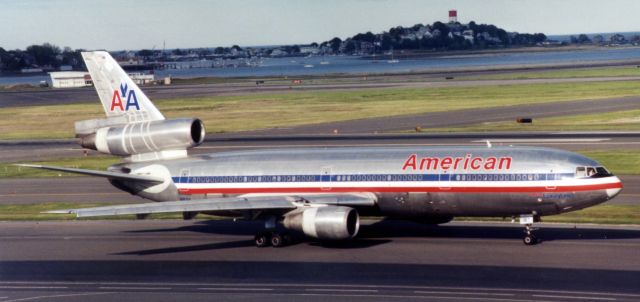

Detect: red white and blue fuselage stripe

[173,173,622,195]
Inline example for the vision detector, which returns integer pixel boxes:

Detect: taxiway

[1,220,640,301]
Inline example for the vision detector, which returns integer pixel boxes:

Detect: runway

[1,220,640,301]
[2,75,640,108]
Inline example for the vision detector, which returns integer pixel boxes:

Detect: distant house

[269,49,287,57]
[416,26,432,39]
[463,30,474,43]
[359,41,374,53]
[478,32,501,43]
[609,34,627,44]
[299,46,320,54]
[405,33,418,41]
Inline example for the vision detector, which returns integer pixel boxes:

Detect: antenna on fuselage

[486,140,492,148]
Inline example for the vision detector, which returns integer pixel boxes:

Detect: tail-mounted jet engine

[79,118,205,157]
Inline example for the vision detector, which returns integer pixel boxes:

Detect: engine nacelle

[80,118,205,157]
[283,206,359,240]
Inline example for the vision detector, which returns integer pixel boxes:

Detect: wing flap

[47,196,297,217]
[15,164,164,183]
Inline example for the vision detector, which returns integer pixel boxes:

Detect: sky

[1,0,639,51]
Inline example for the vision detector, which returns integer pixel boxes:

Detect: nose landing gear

[520,214,540,245]
[523,224,538,245]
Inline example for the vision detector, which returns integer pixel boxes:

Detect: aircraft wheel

[255,233,271,248]
[523,235,538,246]
[271,233,285,248]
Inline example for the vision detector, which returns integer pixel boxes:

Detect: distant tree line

[0,43,85,73]
[319,21,548,54]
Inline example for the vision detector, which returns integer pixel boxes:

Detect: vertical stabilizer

[82,51,164,123]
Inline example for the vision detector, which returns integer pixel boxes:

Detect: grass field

[0,156,119,178]
[3,81,640,140]
[579,150,640,175]
[465,204,640,225]
[461,66,640,80]
[0,203,186,221]
[1,203,638,224]
[425,109,640,132]
[456,204,640,225]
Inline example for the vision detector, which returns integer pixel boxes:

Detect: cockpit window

[575,166,613,178]
[594,167,613,178]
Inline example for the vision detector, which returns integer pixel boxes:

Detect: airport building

[48,71,92,88]
[49,71,155,88]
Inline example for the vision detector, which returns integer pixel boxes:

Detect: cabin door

[179,169,190,184]
[439,170,452,190]
[321,166,332,191]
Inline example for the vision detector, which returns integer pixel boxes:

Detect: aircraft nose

[606,176,623,198]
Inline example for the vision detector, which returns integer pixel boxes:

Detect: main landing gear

[519,214,540,245]
[254,232,292,248]
[254,216,292,248]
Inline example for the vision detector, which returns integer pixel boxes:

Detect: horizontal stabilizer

[15,164,164,183]
[46,196,298,217]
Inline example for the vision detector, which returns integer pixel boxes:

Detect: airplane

[20,51,622,247]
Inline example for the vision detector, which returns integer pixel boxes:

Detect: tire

[255,233,270,248]
[271,233,285,248]
[523,235,538,245]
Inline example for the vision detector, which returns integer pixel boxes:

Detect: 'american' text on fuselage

[402,154,513,171]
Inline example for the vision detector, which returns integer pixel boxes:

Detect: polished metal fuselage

[113,145,622,219]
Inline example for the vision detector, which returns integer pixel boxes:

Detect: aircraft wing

[47,196,298,217]
[15,164,164,183]
[46,193,377,218]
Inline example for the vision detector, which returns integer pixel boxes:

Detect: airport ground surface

[1,72,640,108]
[2,67,640,301]
[1,220,640,301]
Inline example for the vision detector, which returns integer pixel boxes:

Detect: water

[3,47,640,85]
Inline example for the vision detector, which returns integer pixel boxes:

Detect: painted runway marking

[532,294,616,301]
[0,281,638,300]
[97,286,171,290]
[306,289,379,293]
[472,139,610,143]
[197,288,273,291]
[0,286,67,289]
[414,290,515,296]
[293,293,545,301]
[3,292,111,302]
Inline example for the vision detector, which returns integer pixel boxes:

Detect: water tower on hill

[449,10,458,23]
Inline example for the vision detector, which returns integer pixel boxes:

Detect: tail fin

[81,51,164,122]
